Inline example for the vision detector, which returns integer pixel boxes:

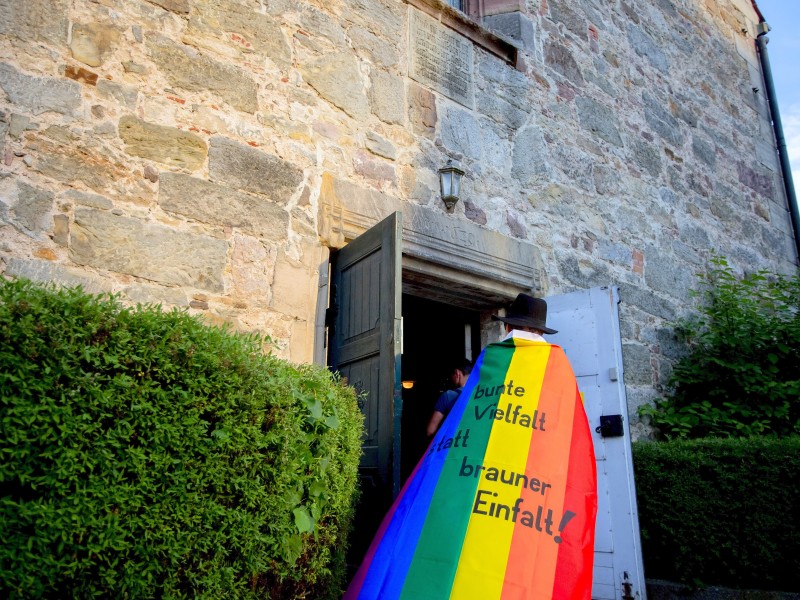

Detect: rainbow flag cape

[344,337,597,600]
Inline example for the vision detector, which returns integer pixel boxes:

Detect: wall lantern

[401,380,415,390]
[438,159,465,210]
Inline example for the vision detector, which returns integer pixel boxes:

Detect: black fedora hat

[491,293,558,334]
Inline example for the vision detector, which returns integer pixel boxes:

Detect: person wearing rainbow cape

[345,293,598,600]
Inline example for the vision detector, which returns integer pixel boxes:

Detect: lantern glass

[438,161,465,210]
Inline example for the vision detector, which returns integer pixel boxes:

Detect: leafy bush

[633,437,800,592]
[0,278,363,599]
[641,257,800,439]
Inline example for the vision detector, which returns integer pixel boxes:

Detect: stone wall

[1,0,796,435]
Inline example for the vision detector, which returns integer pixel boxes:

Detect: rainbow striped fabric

[345,337,597,600]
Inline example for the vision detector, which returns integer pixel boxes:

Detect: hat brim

[491,314,558,335]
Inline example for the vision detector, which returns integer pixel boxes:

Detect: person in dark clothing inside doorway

[425,359,472,437]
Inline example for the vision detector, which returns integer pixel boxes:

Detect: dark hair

[455,359,472,375]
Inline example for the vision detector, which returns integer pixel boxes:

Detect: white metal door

[546,286,646,600]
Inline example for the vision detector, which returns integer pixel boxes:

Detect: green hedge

[633,437,800,592]
[0,278,363,598]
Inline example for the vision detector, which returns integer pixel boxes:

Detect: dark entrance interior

[345,292,482,570]
[399,294,481,484]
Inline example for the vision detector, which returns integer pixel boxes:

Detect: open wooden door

[328,212,403,561]
[546,286,647,600]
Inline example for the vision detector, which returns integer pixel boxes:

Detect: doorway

[399,294,481,483]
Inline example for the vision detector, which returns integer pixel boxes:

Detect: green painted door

[328,212,403,558]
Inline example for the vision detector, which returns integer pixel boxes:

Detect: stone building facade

[1,0,797,439]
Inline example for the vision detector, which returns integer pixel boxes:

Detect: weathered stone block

[643,91,685,147]
[622,343,653,386]
[366,132,397,160]
[631,138,662,177]
[186,1,290,67]
[440,106,482,161]
[295,4,346,45]
[159,172,289,241]
[737,161,774,199]
[0,0,69,46]
[627,23,670,74]
[349,26,398,69]
[544,41,584,86]
[576,96,622,147]
[5,258,111,293]
[70,23,120,67]
[548,0,587,38]
[643,249,694,301]
[484,12,534,49]
[119,116,207,171]
[370,70,405,125]
[61,189,113,210]
[53,214,69,246]
[97,80,138,110]
[0,63,81,116]
[512,126,551,186]
[208,136,303,202]
[408,82,437,138]
[124,283,189,307]
[148,0,190,13]
[11,182,54,236]
[32,137,151,204]
[147,34,259,113]
[70,208,228,292]
[64,66,98,86]
[271,258,316,319]
[301,52,369,121]
[231,234,274,301]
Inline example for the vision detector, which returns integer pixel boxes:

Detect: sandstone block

[297,5,347,47]
[627,23,670,74]
[97,80,138,110]
[300,52,369,120]
[148,0,190,14]
[119,116,207,171]
[159,172,289,241]
[124,283,188,307]
[408,82,437,138]
[512,126,551,186]
[370,70,405,125]
[231,234,274,301]
[631,138,662,177]
[64,66,98,86]
[366,132,397,160]
[271,259,315,319]
[0,63,81,116]
[70,23,120,67]
[5,258,111,293]
[70,208,228,292]
[576,96,623,147]
[53,214,69,246]
[208,136,303,201]
[147,34,259,113]
[440,106,482,161]
[0,0,69,46]
[544,41,584,86]
[643,249,694,302]
[622,343,653,386]
[9,181,54,238]
[61,189,114,210]
[737,162,774,199]
[643,91,684,148]
[11,182,54,236]
[350,26,398,69]
[186,1,290,67]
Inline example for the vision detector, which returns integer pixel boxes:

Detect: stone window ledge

[406,0,521,68]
